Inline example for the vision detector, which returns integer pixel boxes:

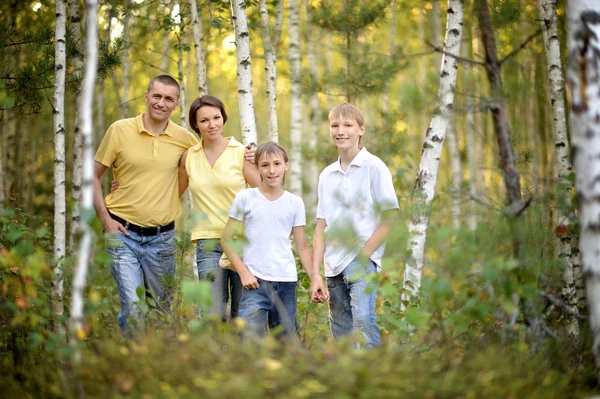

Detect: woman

[179,95,261,320]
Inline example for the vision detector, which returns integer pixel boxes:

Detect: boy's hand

[244,142,257,164]
[240,269,259,290]
[111,179,120,193]
[310,278,329,303]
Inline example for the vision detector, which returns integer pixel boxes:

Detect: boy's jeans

[239,278,297,337]
[327,258,380,348]
[106,229,177,333]
[196,239,242,320]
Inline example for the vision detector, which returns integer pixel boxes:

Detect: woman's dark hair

[188,95,228,134]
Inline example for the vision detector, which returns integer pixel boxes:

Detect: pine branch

[498,28,542,65]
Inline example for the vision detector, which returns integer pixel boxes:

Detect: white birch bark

[274,0,284,59]
[69,0,84,255]
[446,123,462,228]
[306,0,319,213]
[178,2,187,131]
[231,0,257,145]
[259,0,279,142]
[537,0,579,339]
[190,0,208,94]
[53,0,67,317]
[71,0,98,350]
[288,0,302,196]
[122,0,131,118]
[402,0,463,306]
[566,0,600,375]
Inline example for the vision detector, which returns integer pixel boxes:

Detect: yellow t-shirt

[95,114,199,226]
[186,137,247,240]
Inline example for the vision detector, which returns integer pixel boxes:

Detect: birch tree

[537,0,579,340]
[402,0,464,306]
[190,0,208,94]
[122,0,131,118]
[566,0,600,377]
[259,0,279,142]
[446,123,462,228]
[68,0,84,255]
[231,0,257,145]
[71,0,98,349]
[177,0,187,130]
[463,39,479,231]
[288,0,302,195]
[306,0,319,212]
[52,0,67,317]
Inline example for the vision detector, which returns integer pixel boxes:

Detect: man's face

[145,81,180,123]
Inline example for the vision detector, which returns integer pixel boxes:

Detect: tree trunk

[122,0,131,118]
[178,1,187,131]
[566,0,600,378]
[382,0,397,114]
[402,0,464,306]
[288,0,302,195]
[537,0,580,340]
[71,0,98,353]
[231,0,257,145]
[191,0,208,94]
[447,122,462,228]
[69,0,84,255]
[53,0,67,318]
[306,0,319,213]
[161,28,170,74]
[259,0,279,142]
[463,31,478,231]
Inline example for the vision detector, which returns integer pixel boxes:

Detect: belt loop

[157,225,162,234]
[125,221,130,230]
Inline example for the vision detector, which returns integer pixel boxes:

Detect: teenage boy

[93,75,198,333]
[313,103,399,348]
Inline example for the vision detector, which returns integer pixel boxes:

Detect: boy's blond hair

[328,103,365,127]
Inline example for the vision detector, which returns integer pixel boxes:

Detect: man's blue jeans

[238,278,297,337]
[196,239,242,320]
[327,258,380,348]
[106,228,176,333]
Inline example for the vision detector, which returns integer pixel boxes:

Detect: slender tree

[52,0,67,318]
[122,0,131,118]
[190,0,208,94]
[288,0,302,195]
[402,0,464,306]
[68,0,84,255]
[566,0,600,378]
[177,0,188,130]
[71,0,98,351]
[447,123,462,228]
[231,0,257,145]
[306,0,320,212]
[259,0,279,142]
[537,0,579,340]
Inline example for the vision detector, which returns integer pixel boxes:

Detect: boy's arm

[359,209,397,261]
[293,226,329,302]
[221,217,259,290]
[93,161,128,235]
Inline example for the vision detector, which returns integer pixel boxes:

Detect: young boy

[313,103,399,348]
[221,142,328,337]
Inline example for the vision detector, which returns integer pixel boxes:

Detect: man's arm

[93,161,128,234]
[178,150,190,197]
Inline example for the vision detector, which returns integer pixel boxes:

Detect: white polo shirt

[316,147,399,277]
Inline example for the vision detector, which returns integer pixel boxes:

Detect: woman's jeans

[196,239,242,320]
[327,258,380,348]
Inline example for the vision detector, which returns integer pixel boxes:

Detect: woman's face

[195,105,224,140]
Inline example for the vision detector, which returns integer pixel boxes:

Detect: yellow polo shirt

[95,114,199,227]
[186,137,247,240]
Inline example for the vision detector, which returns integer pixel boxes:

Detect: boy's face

[258,152,288,189]
[329,116,364,152]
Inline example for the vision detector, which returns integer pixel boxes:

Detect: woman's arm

[221,217,259,289]
[243,158,261,188]
[178,150,190,197]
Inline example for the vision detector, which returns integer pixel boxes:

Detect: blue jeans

[327,258,380,348]
[105,228,177,333]
[238,278,297,337]
[196,239,242,320]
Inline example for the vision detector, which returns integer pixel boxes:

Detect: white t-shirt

[316,147,399,277]
[229,188,306,282]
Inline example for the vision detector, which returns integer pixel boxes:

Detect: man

[94,75,198,333]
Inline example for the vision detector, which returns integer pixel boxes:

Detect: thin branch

[1,40,38,48]
[498,28,542,65]
[540,291,586,321]
[426,41,486,66]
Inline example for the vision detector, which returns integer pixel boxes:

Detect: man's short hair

[328,103,365,127]
[147,75,180,98]
[188,95,228,135]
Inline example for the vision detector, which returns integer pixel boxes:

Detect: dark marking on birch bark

[431,135,443,143]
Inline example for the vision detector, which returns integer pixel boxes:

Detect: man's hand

[102,217,129,235]
[239,269,259,290]
[111,179,119,193]
[310,278,330,303]
[244,142,256,164]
